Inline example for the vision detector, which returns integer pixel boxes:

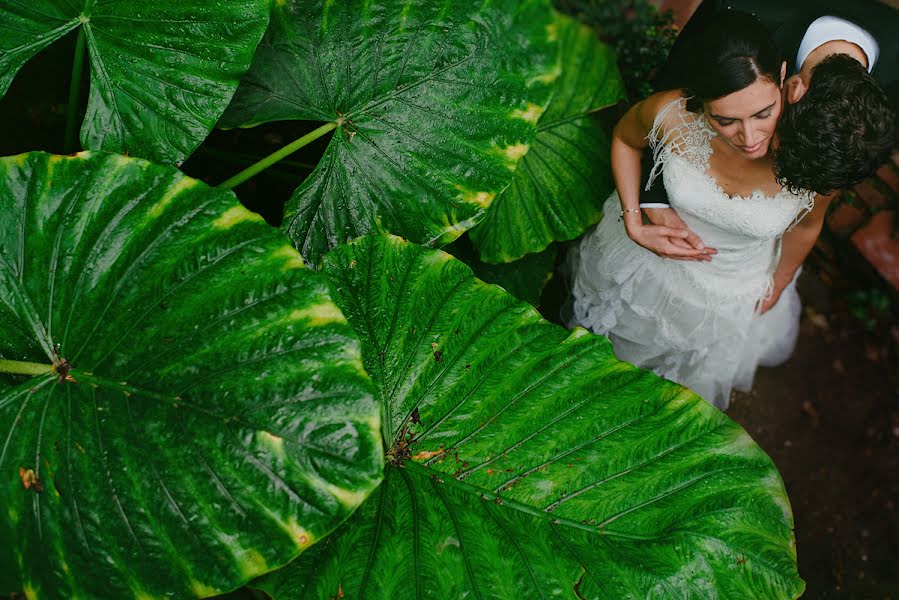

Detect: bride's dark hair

[666,10,783,113]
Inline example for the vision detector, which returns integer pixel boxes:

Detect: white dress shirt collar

[796,15,879,73]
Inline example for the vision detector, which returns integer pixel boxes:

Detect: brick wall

[827,153,899,295]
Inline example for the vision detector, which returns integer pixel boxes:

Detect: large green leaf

[0,1,270,164]
[254,235,804,598]
[219,0,559,266]
[0,152,383,598]
[469,13,626,263]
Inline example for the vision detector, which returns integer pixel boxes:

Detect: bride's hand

[758,288,781,314]
[758,273,791,314]
[625,223,710,260]
[642,208,716,261]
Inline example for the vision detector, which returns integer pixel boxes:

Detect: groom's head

[774,54,895,194]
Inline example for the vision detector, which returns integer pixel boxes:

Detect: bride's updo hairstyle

[675,10,783,114]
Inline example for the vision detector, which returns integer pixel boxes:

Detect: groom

[636,0,897,261]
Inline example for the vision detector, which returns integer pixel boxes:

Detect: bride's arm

[611,91,714,260]
[759,192,836,314]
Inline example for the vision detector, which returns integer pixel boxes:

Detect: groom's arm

[637,149,713,258]
[638,152,670,208]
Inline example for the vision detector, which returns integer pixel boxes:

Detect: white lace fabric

[570,97,814,409]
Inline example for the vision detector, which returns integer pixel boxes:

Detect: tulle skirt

[568,196,801,410]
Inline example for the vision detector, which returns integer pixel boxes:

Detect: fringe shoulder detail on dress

[645,96,715,190]
[785,190,816,232]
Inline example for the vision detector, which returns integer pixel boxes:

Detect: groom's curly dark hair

[774,54,895,195]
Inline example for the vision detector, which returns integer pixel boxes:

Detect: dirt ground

[727,270,899,599]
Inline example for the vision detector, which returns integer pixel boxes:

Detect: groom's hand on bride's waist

[628,208,717,261]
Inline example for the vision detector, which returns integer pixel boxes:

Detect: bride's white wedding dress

[569,97,815,409]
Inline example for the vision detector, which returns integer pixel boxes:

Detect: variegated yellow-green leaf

[0,1,270,164]
[0,152,383,599]
[254,235,804,599]
[470,13,626,263]
[219,0,559,266]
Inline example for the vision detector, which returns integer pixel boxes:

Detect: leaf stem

[0,359,54,376]
[219,121,338,189]
[196,147,317,171]
[64,28,87,154]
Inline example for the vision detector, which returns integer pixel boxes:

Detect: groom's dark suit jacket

[639,0,899,206]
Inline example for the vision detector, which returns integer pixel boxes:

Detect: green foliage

[251,235,804,599]
[220,0,559,266]
[0,152,382,598]
[0,0,271,164]
[555,0,678,99]
[0,3,805,598]
[847,288,894,333]
[468,13,626,264]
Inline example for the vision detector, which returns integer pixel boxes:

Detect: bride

[569,10,833,410]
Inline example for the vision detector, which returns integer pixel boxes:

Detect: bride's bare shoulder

[615,90,689,147]
[641,89,685,113]
[634,90,689,136]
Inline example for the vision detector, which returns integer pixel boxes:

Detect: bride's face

[703,77,783,160]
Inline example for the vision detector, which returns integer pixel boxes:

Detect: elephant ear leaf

[220,0,560,266]
[252,235,804,599]
[0,1,271,164]
[470,13,626,263]
[0,152,383,599]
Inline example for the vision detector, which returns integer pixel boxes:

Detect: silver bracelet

[618,208,641,222]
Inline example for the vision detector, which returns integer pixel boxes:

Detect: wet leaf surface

[0,152,383,598]
[469,13,626,263]
[221,0,559,266]
[0,1,270,164]
[253,235,804,599]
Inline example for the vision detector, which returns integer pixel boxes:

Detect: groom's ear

[780,61,787,86]
[785,75,807,105]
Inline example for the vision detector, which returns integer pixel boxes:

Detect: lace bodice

[644,97,815,296]
[647,97,814,241]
